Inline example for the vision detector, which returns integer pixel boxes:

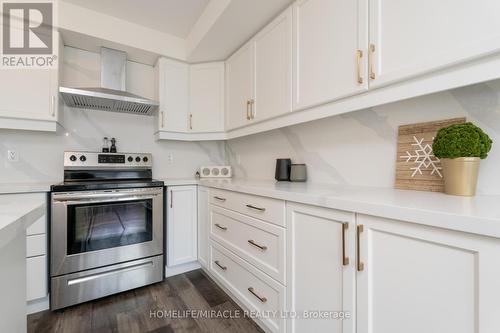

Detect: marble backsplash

[0,46,225,185]
[226,79,500,195]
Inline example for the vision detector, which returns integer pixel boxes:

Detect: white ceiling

[62,0,209,38]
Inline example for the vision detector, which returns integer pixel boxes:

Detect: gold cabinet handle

[357,224,364,271]
[213,196,226,202]
[51,95,56,117]
[250,99,255,119]
[247,287,267,303]
[214,260,227,271]
[215,223,227,231]
[170,190,173,208]
[342,222,349,266]
[189,113,193,130]
[356,50,363,85]
[248,240,267,251]
[369,44,376,80]
[246,100,251,120]
[246,204,266,212]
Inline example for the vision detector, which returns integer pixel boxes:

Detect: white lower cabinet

[201,187,500,333]
[286,202,356,333]
[167,186,198,274]
[197,186,209,268]
[210,241,285,333]
[27,255,48,301]
[26,210,48,303]
[210,205,286,284]
[356,214,500,333]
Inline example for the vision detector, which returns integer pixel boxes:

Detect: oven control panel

[64,151,152,168]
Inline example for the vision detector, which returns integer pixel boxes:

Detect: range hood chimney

[59,47,159,116]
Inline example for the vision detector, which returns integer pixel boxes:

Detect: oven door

[51,187,163,276]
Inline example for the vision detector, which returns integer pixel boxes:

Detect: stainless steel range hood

[59,48,159,116]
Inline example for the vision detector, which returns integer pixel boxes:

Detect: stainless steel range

[50,151,164,310]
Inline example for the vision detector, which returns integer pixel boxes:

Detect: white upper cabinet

[369,0,500,88]
[226,7,292,129]
[253,7,292,122]
[357,214,500,333]
[292,0,368,111]
[0,32,61,131]
[189,62,225,133]
[226,43,254,130]
[155,57,189,133]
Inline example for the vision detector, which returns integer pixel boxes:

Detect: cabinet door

[253,7,292,122]
[197,186,209,268]
[225,42,254,130]
[292,0,368,111]
[287,203,356,333]
[0,33,60,124]
[167,186,198,267]
[156,58,189,132]
[369,0,500,88]
[0,69,54,121]
[357,214,500,333]
[189,63,225,132]
[27,255,48,301]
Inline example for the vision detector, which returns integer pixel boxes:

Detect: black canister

[275,158,291,181]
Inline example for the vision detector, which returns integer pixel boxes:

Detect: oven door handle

[54,194,160,205]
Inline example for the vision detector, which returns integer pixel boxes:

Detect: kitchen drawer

[210,205,285,283]
[209,241,285,333]
[210,188,285,226]
[27,255,47,301]
[27,215,46,235]
[26,234,46,258]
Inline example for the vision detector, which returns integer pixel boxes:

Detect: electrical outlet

[167,153,174,164]
[7,150,19,162]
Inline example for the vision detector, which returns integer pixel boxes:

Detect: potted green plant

[432,122,492,196]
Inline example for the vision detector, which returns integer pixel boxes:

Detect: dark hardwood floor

[28,270,264,333]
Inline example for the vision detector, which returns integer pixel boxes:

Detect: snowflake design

[400,136,442,178]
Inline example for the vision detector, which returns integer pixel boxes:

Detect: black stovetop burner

[51,168,164,192]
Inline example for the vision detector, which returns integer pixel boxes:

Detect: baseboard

[27,296,50,315]
[165,261,201,277]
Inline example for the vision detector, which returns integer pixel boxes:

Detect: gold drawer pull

[248,240,267,251]
[215,223,227,231]
[246,204,266,212]
[214,260,227,271]
[247,287,267,303]
[342,222,349,266]
[246,100,251,120]
[214,196,226,202]
[356,50,363,84]
[369,44,376,80]
[357,225,364,271]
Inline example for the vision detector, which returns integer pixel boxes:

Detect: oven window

[67,199,153,255]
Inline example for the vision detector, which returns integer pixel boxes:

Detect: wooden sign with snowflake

[395,117,466,192]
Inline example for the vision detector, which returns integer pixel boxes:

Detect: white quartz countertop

[199,179,500,238]
[0,182,53,194]
[160,178,200,186]
[0,193,46,234]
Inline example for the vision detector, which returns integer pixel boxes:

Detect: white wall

[226,79,500,195]
[0,46,224,185]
